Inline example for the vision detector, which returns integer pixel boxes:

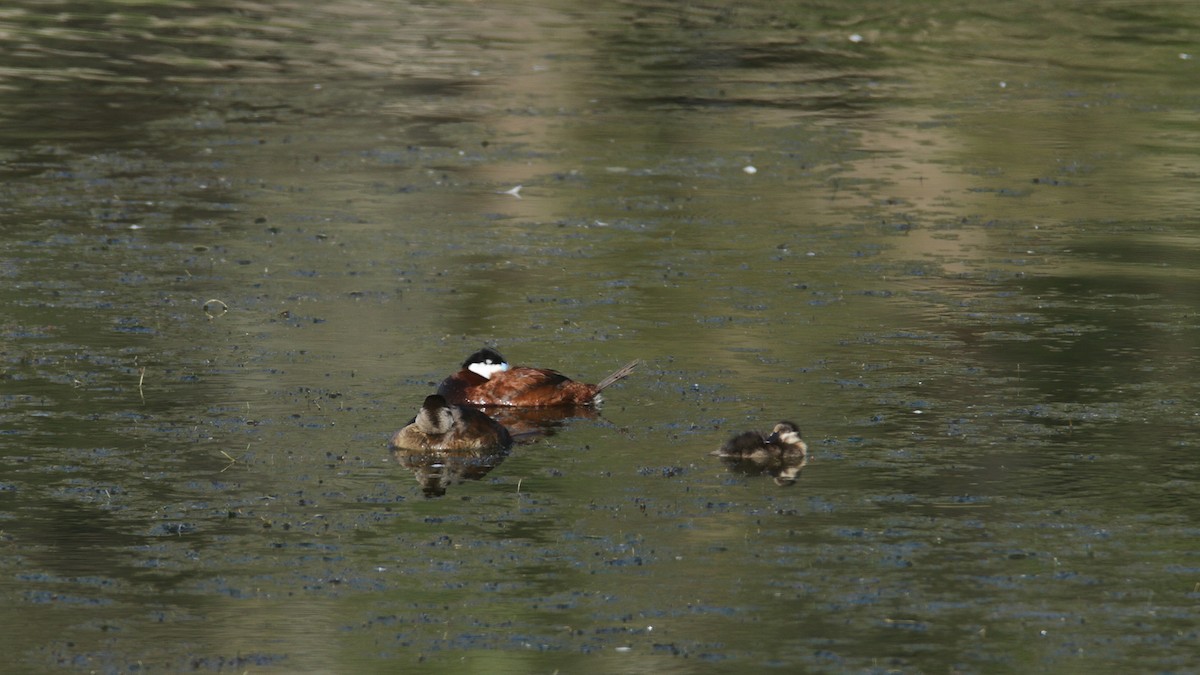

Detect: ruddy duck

[389,394,513,452]
[437,348,641,407]
[712,421,807,460]
[712,421,808,486]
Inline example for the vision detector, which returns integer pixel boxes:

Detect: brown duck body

[437,348,640,407]
[389,395,512,453]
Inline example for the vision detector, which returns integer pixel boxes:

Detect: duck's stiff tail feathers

[595,359,642,392]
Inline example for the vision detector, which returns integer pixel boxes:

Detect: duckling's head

[415,395,457,435]
[767,421,806,451]
[463,347,510,379]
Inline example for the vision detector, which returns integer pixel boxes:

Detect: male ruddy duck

[712,421,807,460]
[437,348,641,407]
[389,394,513,452]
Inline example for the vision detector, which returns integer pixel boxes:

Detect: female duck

[712,421,807,460]
[389,394,512,453]
[437,347,640,407]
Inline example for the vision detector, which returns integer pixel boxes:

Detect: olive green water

[2,1,1199,673]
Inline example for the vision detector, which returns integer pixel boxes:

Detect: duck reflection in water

[389,395,513,497]
[712,421,809,486]
[483,404,600,439]
[391,445,510,497]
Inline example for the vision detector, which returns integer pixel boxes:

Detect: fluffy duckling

[712,421,807,460]
[437,347,641,407]
[389,394,512,453]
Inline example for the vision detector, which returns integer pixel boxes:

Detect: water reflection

[483,404,600,439]
[715,453,809,487]
[391,445,510,497]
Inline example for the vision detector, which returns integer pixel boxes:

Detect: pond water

[2,1,1199,672]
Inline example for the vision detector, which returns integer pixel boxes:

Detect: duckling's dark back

[716,430,770,456]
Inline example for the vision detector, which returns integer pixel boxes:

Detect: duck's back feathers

[437,352,641,407]
[713,430,772,457]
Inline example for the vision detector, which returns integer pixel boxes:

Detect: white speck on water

[1180,53,1193,60]
[743,165,757,174]
[849,33,863,43]
[615,646,632,652]
[500,185,523,198]
[999,81,1007,88]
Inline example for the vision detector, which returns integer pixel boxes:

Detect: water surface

[2,1,1199,672]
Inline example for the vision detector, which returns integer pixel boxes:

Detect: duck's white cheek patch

[468,362,510,379]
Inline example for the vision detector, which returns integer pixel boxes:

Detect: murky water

[3,1,1199,672]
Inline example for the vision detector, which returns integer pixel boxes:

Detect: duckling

[389,394,512,453]
[712,421,807,460]
[437,347,641,407]
[712,421,808,486]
